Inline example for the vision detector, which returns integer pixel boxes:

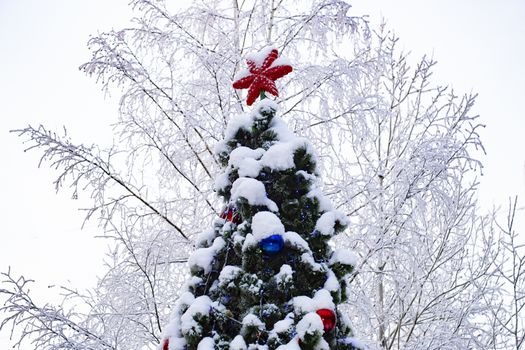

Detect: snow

[255,98,279,116]
[251,211,285,240]
[270,313,295,335]
[165,337,187,350]
[242,314,266,332]
[231,177,278,212]
[247,345,269,350]
[312,289,336,310]
[195,227,216,247]
[296,312,324,338]
[215,113,254,149]
[329,249,358,267]
[188,237,226,274]
[246,45,277,67]
[259,140,299,171]
[269,116,295,142]
[230,335,248,350]
[183,276,203,291]
[197,337,215,350]
[315,210,349,236]
[242,233,257,252]
[275,264,293,284]
[233,232,245,246]
[180,295,212,335]
[229,146,264,165]
[324,269,339,292]
[213,172,231,191]
[283,231,311,252]
[339,337,366,349]
[275,339,301,350]
[296,170,316,181]
[229,147,265,178]
[218,265,242,286]
[233,68,251,82]
[293,289,335,314]
[300,253,323,271]
[270,56,292,68]
[316,338,330,350]
[306,188,333,212]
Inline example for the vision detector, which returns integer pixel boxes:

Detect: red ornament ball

[316,308,337,332]
[162,338,169,350]
[220,205,242,225]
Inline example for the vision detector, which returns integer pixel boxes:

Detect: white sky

[0,1,524,348]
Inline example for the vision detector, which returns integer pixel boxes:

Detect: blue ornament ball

[259,234,284,255]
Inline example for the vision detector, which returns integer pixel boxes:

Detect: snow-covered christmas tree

[159,46,363,350]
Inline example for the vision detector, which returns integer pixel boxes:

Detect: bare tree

[0,0,512,349]
[474,198,525,350]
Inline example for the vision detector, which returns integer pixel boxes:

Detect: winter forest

[1,0,524,349]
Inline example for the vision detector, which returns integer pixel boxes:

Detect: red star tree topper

[232,46,293,106]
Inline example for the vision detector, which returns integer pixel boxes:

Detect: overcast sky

[1,0,524,348]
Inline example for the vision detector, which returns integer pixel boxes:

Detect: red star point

[233,47,293,106]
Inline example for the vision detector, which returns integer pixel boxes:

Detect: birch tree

[0,0,507,349]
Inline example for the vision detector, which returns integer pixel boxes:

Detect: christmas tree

[159,46,363,350]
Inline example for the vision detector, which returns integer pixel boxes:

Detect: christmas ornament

[259,234,284,254]
[220,205,242,224]
[316,308,337,332]
[162,338,169,350]
[233,47,293,106]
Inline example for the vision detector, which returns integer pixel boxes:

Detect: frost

[251,211,285,240]
[197,337,215,350]
[231,177,278,212]
[329,249,358,267]
[315,210,348,236]
[230,335,248,350]
[188,237,226,274]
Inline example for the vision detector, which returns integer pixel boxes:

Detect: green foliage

[175,104,361,349]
